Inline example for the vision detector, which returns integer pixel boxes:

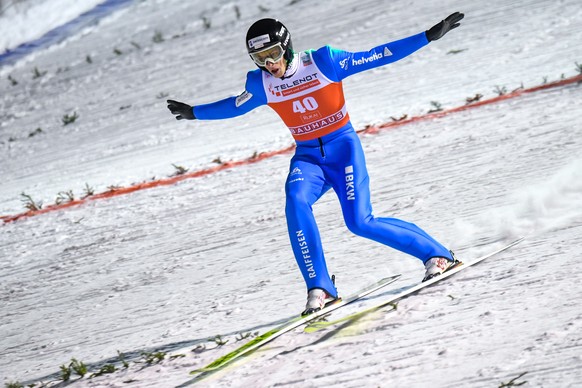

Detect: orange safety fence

[2,74,581,224]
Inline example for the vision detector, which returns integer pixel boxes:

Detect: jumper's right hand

[426,12,464,42]
[167,99,196,120]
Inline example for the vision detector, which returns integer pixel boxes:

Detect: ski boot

[301,289,339,316]
[423,252,460,282]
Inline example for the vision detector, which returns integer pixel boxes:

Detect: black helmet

[246,18,294,70]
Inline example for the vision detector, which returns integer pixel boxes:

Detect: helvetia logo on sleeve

[352,51,383,66]
[342,47,391,69]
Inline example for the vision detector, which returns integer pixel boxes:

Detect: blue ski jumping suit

[194,31,453,297]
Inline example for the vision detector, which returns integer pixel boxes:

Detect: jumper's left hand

[426,12,464,42]
[167,99,196,120]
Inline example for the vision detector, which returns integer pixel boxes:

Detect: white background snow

[1,0,582,387]
[0,0,104,53]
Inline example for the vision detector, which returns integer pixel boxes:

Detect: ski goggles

[249,43,285,66]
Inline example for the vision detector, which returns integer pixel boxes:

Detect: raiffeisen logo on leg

[345,165,355,200]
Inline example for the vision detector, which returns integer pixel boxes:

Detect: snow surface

[1,0,582,387]
[0,0,104,53]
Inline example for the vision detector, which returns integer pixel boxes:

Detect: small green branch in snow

[465,94,483,105]
[59,363,72,382]
[70,358,88,378]
[390,114,408,122]
[8,74,18,86]
[5,382,24,388]
[494,85,507,96]
[152,30,164,43]
[192,344,207,353]
[140,351,166,365]
[90,363,117,378]
[171,163,189,176]
[62,111,79,126]
[511,83,524,93]
[20,192,43,211]
[236,331,259,342]
[575,62,582,74]
[235,332,252,341]
[499,371,528,387]
[32,67,47,79]
[28,127,43,138]
[55,190,75,205]
[82,183,95,198]
[428,101,443,113]
[209,334,229,346]
[118,350,130,368]
[86,54,93,64]
[202,16,211,29]
[58,358,89,381]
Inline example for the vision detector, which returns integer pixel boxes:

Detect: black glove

[167,99,196,120]
[426,12,464,42]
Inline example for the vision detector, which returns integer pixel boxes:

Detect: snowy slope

[0,0,104,53]
[1,0,582,387]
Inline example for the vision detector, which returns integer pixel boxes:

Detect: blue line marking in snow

[0,0,134,67]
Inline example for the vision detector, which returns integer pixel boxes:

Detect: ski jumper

[194,32,453,297]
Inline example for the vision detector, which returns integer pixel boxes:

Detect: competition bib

[263,51,350,141]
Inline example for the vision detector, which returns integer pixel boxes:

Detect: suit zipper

[318,138,325,157]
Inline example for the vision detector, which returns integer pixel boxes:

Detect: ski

[305,237,525,333]
[189,274,401,374]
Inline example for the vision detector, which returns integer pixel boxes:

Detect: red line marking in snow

[2,74,581,224]
[357,74,582,135]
